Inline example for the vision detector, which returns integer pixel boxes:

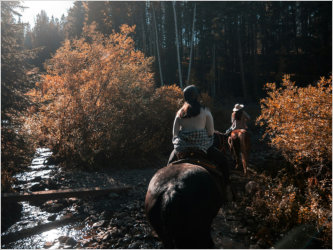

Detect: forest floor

[3,127,288,249]
[57,126,284,249]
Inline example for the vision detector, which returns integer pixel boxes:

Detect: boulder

[245,181,259,194]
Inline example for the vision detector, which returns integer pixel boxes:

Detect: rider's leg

[167,149,177,165]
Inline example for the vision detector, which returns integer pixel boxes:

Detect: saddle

[171,149,224,180]
[170,155,228,202]
[175,148,206,161]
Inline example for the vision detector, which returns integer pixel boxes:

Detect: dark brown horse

[228,129,251,176]
[145,132,228,248]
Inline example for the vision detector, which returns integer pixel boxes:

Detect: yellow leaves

[24,23,180,168]
[257,75,332,167]
[120,24,136,35]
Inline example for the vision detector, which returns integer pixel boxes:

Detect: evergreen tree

[64,1,85,39]
[28,10,64,69]
[1,1,35,191]
[1,1,30,119]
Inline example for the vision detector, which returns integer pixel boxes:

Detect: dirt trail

[212,169,260,249]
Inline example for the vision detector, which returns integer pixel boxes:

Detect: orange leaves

[254,74,332,242]
[24,23,182,169]
[257,75,332,168]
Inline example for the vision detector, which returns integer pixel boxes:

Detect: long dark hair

[178,85,204,118]
[232,109,243,121]
[178,100,203,118]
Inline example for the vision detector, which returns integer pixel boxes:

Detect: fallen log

[2,186,132,203]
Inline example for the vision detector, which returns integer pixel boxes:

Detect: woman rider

[225,103,251,135]
[168,85,231,195]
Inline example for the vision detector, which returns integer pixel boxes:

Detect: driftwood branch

[2,186,132,203]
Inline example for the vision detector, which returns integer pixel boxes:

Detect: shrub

[146,85,183,155]
[1,117,34,192]
[257,74,332,171]
[24,24,183,169]
[253,75,332,247]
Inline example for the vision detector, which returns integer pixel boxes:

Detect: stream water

[1,148,162,249]
[1,148,89,249]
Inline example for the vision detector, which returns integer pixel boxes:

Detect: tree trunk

[152,3,164,86]
[237,16,248,100]
[186,3,196,85]
[211,43,216,97]
[172,1,183,88]
[141,13,147,54]
[253,22,259,99]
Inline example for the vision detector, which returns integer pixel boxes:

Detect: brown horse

[228,129,251,175]
[145,132,228,248]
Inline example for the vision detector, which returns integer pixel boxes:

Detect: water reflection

[42,229,62,243]
[1,148,88,249]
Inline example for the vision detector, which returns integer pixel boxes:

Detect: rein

[169,158,224,179]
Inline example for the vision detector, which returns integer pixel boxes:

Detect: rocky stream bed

[2,133,296,249]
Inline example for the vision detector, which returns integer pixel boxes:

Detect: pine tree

[1,1,35,190]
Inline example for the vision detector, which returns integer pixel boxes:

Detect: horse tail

[239,130,250,174]
[160,170,217,248]
[231,132,241,154]
[240,130,250,154]
[161,184,192,248]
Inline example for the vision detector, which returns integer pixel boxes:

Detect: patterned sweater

[172,129,213,153]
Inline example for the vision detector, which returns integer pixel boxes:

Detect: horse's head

[213,130,228,153]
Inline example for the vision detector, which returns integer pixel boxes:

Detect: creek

[1,148,161,249]
[1,148,89,249]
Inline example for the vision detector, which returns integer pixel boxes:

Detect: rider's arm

[231,113,236,130]
[205,109,214,136]
[173,115,180,137]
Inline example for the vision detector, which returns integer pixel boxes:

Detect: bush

[24,24,183,169]
[257,74,332,170]
[1,120,34,192]
[147,85,183,155]
[253,75,332,247]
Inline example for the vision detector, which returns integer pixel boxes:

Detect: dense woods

[18,1,332,100]
[1,0,332,248]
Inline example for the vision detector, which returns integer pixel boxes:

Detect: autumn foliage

[253,75,332,247]
[24,24,183,168]
[257,74,332,168]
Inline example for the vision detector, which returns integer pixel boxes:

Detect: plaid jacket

[172,129,214,153]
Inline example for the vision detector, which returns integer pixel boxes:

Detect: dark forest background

[17,1,333,101]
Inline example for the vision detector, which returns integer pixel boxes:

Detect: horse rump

[145,163,223,248]
[228,129,251,175]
